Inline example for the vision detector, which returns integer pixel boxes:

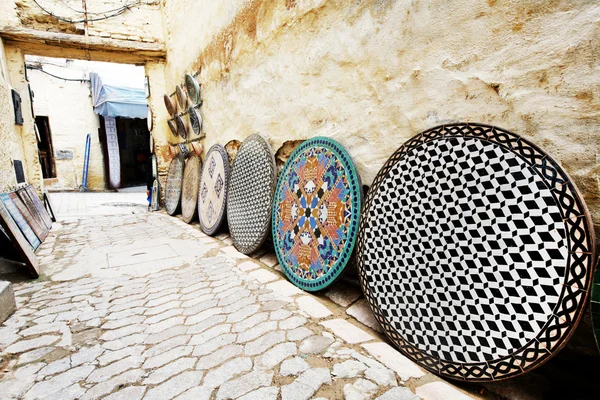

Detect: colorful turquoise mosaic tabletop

[272,137,362,292]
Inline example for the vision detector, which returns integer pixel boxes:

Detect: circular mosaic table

[167,120,178,137]
[164,94,176,116]
[592,267,600,353]
[272,137,362,292]
[227,134,276,254]
[165,155,185,216]
[147,107,153,132]
[175,115,188,139]
[198,144,230,236]
[176,85,188,110]
[356,123,596,381]
[181,155,202,224]
[185,74,200,104]
[189,107,202,136]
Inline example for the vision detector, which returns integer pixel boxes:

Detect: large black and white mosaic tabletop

[227,134,276,254]
[356,123,595,381]
[198,144,230,236]
[165,155,185,216]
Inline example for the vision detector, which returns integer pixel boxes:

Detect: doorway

[35,116,56,179]
[116,117,150,188]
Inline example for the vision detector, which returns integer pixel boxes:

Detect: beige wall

[0,39,27,192]
[28,64,105,190]
[160,0,600,236]
[1,0,163,44]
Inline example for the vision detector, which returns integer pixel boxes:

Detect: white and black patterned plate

[357,123,595,381]
[199,144,230,236]
[189,107,202,136]
[165,155,185,216]
[227,134,276,254]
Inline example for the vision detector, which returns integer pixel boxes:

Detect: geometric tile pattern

[227,134,276,254]
[273,137,362,292]
[356,123,596,381]
[198,145,230,236]
[165,155,185,216]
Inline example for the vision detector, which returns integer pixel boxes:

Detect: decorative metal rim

[185,74,200,104]
[175,115,187,139]
[164,94,176,116]
[176,85,187,110]
[198,144,231,236]
[167,120,178,137]
[356,122,596,382]
[189,107,202,136]
[165,155,185,216]
[227,134,277,254]
[272,137,362,292]
[181,155,201,224]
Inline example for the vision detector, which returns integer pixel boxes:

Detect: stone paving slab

[0,193,482,400]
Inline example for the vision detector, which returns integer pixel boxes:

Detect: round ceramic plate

[273,137,362,292]
[185,74,200,104]
[198,144,230,236]
[168,120,178,137]
[164,94,176,116]
[189,107,202,136]
[356,123,595,381]
[176,85,187,110]
[181,155,201,224]
[175,115,187,139]
[165,155,185,215]
[227,134,276,254]
[147,107,153,132]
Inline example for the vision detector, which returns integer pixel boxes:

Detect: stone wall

[159,0,600,239]
[28,63,105,190]
[0,39,26,192]
[0,0,163,44]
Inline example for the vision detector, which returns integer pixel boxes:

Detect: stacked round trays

[227,134,276,254]
[272,137,362,292]
[198,144,230,235]
[165,154,185,215]
[356,123,596,381]
[181,155,202,223]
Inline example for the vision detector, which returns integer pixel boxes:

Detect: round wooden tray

[181,155,202,224]
[165,155,185,215]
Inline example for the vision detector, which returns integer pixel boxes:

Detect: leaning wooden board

[9,192,47,242]
[17,187,50,234]
[24,185,52,229]
[0,194,40,277]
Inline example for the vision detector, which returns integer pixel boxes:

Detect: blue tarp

[90,72,147,119]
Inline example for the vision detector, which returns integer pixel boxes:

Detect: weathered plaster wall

[1,0,163,44]
[3,44,43,191]
[0,39,26,192]
[28,66,105,190]
[161,0,600,235]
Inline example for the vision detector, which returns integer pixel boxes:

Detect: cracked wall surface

[159,0,599,240]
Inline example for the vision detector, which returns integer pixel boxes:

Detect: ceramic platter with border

[165,155,185,216]
[198,144,230,236]
[185,74,200,105]
[168,120,178,137]
[147,107,153,132]
[175,115,188,139]
[164,94,176,116]
[356,123,596,381]
[273,137,362,292]
[189,107,202,136]
[176,85,187,110]
[227,134,276,254]
[181,155,202,224]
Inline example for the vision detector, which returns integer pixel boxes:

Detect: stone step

[0,280,16,323]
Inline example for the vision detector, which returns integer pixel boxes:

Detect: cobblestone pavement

[0,194,479,400]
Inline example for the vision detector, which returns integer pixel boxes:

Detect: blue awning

[90,72,147,119]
